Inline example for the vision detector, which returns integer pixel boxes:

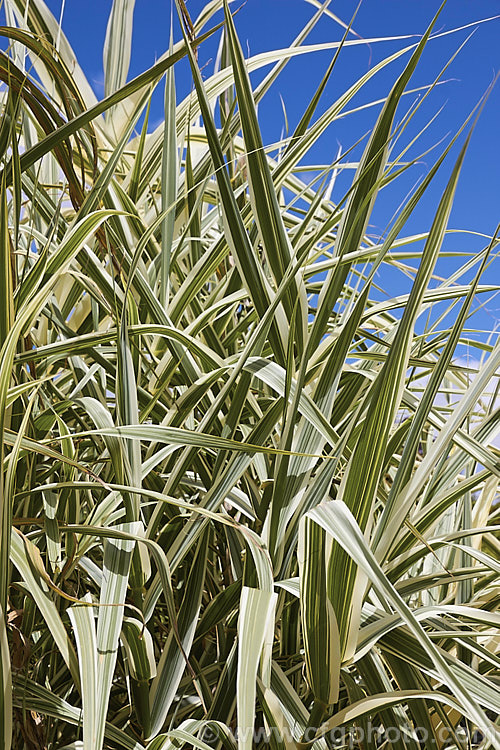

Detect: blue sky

[4,0,500,334]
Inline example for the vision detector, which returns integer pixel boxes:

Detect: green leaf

[121,618,157,682]
[149,530,209,738]
[159,22,178,308]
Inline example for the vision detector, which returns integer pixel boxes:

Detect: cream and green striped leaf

[237,587,277,750]
[298,517,340,723]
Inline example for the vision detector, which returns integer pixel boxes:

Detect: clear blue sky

[4,0,500,334]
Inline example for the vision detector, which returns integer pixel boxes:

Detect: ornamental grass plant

[0,1,499,748]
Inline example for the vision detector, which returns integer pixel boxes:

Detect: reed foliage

[0,1,499,749]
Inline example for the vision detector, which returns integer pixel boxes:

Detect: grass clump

[0,1,499,748]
